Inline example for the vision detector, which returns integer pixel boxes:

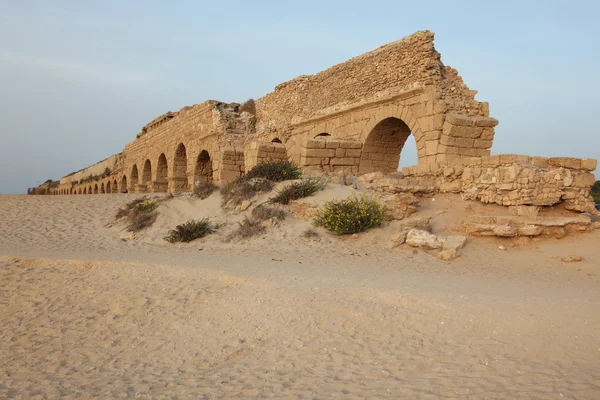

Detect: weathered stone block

[548,157,581,170]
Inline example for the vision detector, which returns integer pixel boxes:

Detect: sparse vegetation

[243,160,301,182]
[228,217,266,240]
[251,204,286,221]
[221,178,273,207]
[116,197,159,232]
[164,218,217,243]
[313,196,386,235]
[194,181,218,200]
[592,181,600,203]
[239,98,256,115]
[302,228,320,239]
[270,177,327,205]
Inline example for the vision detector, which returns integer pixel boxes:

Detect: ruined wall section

[255,30,489,142]
[400,155,598,213]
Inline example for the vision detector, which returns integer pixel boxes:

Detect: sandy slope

[1,193,600,399]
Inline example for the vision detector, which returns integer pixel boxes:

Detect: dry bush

[239,98,256,115]
[221,178,273,207]
[194,181,218,200]
[228,217,266,240]
[128,210,158,232]
[302,228,320,239]
[116,197,160,232]
[270,177,327,205]
[164,218,217,243]
[251,204,286,221]
[244,160,301,182]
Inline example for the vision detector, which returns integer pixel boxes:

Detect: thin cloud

[0,50,155,87]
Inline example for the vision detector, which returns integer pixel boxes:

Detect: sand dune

[1,194,600,399]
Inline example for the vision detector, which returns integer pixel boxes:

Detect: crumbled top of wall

[255,30,486,138]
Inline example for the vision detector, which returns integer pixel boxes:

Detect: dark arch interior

[157,154,168,182]
[142,160,152,184]
[113,180,118,193]
[107,181,112,193]
[194,150,213,184]
[315,133,331,138]
[358,117,411,174]
[131,165,139,186]
[271,138,282,143]
[121,176,128,193]
[173,144,188,179]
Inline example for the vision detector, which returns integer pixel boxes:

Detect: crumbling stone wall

[400,155,598,213]
[299,137,363,174]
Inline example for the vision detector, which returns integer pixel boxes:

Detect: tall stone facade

[41,31,597,213]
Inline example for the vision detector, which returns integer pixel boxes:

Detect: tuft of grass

[302,228,320,239]
[270,177,327,205]
[164,218,217,243]
[116,198,160,232]
[251,204,286,221]
[228,217,266,240]
[194,181,218,200]
[313,196,386,235]
[221,178,273,207]
[243,160,301,182]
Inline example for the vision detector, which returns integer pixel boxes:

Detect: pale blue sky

[0,0,598,193]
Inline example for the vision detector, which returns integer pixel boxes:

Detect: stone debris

[406,229,443,249]
[462,214,592,238]
[562,255,582,263]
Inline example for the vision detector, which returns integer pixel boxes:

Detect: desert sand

[1,191,600,399]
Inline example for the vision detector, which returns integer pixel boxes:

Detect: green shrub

[165,218,217,243]
[221,178,273,207]
[228,217,266,240]
[270,177,327,205]
[313,196,386,235]
[239,98,256,115]
[194,181,218,200]
[243,160,301,182]
[251,204,286,221]
[592,180,600,203]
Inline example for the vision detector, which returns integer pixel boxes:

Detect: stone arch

[156,153,168,182]
[194,150,213,184]
[358,117,414,174]
[94,184,99,194]
[315,133,331,138]
[121,176,128,193]
[83,187,87,194]
[173,143,188,179]
[101,182,105,194]
[106,181,112,194]
[130,164,139,187]
[87,186,92,194]
[79,188,82,194]
[113,179,118,193]
[271,138,283,143]
[142,159,152,184]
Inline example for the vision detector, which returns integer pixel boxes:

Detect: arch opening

[194,150,213,185]
[101,182,105,194]
[131,165,139,187]
[106,181,112,194]
[359,117,412,174]
[157,154,168,182]
[173,144,188,179]
[121,176,128,193]
[83,187,87,194]
[94,184,99,194]
[113,179,118,193]
[315,133,331,138]
[271,138,282,143]
[142,159,152,184]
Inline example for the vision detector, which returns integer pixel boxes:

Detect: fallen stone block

[406,229,442,249]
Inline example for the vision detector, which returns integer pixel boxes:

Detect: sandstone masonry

[36,31,596,214]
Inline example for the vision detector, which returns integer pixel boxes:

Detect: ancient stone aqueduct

[35,31,598,213]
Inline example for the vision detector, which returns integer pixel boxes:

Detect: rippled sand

[1,194,599,399]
